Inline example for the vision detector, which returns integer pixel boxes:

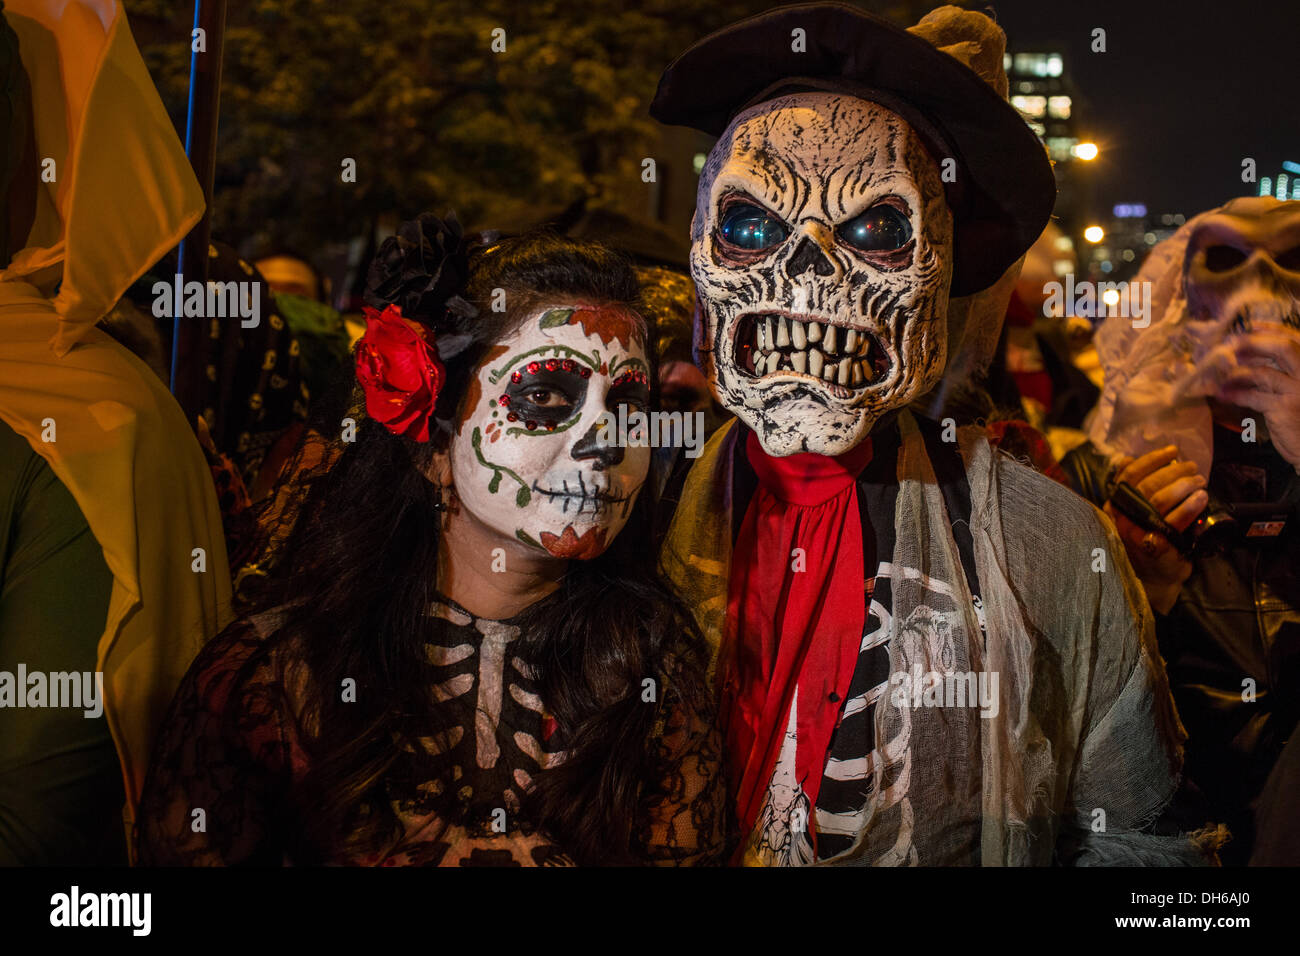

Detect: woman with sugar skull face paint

[138,218,725,867]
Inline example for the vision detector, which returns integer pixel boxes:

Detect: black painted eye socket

[1275,245,1300,271]
[719,202,790,252]
[505,369,584,423]
[1204,244,1248,272]
[838,204,912,252]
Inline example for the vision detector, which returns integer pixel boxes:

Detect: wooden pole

[170,0,228,425]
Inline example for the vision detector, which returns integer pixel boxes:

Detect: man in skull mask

[654,3,1218,865]
[1065,196,1300,864]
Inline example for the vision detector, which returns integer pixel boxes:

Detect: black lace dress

[137,598,725,865]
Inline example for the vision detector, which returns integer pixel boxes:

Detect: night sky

[987,0,1300,218]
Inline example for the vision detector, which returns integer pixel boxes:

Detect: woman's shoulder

[185,606,310,715]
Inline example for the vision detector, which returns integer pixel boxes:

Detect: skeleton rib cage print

[748,424,989,866]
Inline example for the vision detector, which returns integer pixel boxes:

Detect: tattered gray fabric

[662,412,1216,865]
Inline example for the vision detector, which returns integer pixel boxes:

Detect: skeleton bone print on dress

[381,599,573,866]
[691,93,954,457]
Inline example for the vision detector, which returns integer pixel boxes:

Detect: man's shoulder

[986,440,1108,533]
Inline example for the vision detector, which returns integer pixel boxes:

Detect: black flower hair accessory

[364,212,478,359]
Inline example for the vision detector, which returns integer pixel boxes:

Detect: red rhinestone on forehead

[511,371,522,384]
[525,420,537,430]
[497,395,510,406]
[562,359,576,372]
[545,359,559,371]
[579,366,591,378]
[545,421,558,431]
[507,412,518,422]
[527,362,540,374]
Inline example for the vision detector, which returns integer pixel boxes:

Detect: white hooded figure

[1072,196,1300,865]
[655,4,1221,866]
[1088,196,1300,480]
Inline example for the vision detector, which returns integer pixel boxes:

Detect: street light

[1084,225,1104,243]
[1073,142,1099,161]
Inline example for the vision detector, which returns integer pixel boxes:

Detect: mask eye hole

[1204,244,1248,272]
[1275,245,1300,271]
[837,203,912,252]
[718,201,790,253]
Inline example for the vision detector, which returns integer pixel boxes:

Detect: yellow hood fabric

[1,0,204,354]
[0,0,231,848]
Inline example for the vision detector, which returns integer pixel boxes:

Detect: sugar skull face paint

[449,305,652,559]
[691,93,954,457]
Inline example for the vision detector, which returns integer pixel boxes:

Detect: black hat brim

[650,1,1056,296]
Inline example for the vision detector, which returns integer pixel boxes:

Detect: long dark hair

[246,229,711,864]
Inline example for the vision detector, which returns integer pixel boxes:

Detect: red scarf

[721,430,873,849]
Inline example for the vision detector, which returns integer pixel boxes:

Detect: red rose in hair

[355,305,444,442]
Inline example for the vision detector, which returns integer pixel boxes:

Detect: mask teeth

[742,313,889,388]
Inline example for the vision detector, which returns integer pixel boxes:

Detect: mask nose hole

[784,235,836,279]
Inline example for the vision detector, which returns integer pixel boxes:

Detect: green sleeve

[0,418,124,864]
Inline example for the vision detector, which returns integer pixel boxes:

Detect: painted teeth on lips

[742,313,890,388]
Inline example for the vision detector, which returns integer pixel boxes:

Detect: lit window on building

[1046,137,1078,161]
[1121,249,1136,262]
[1292,181,1300,200]
[1047,96,1072,119]
[1004,53,1012,72]
[1261,177,1273,197]
[1013,53,1054,77]
[1144,232,1158,245]
[1012,95,1047,118]
[1029,121,1047,138]
[1047,55,1063,77]
[1278,174,1289,200]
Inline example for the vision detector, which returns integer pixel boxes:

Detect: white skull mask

[449,305,651,559]
[1180,196,1300,367]
[690,92,954,457]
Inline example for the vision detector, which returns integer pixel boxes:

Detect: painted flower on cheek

[355,304,445,442]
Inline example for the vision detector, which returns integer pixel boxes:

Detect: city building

[1004,50,1099,258]
[1256,160,1300,201]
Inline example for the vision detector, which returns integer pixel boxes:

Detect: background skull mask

[1179,197,1300,381]
[691,92,954,457]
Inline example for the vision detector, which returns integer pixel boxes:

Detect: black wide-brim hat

[650,2,1056,297]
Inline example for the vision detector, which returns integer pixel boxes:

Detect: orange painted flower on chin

[540,524,609,559]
